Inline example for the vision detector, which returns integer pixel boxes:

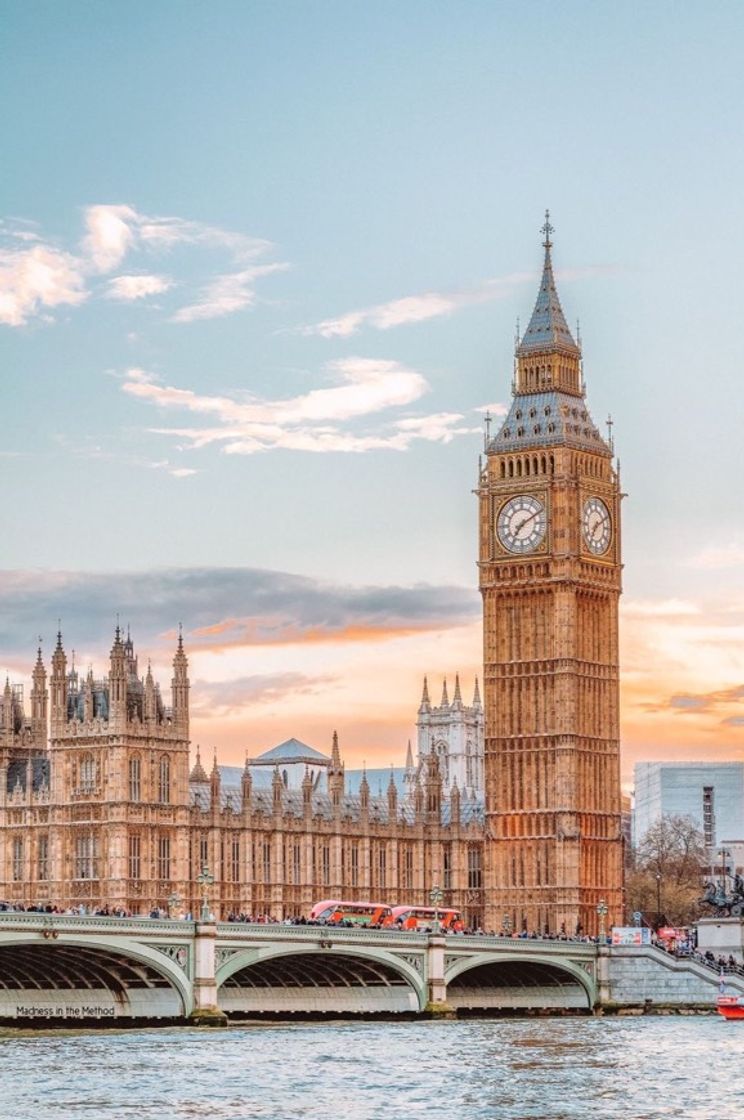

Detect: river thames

[1,1017,742,1120]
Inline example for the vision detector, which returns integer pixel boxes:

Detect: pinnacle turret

[452,673,462,706]
[472,676,481,708]
[190,745,208,783]
[440,678,449,707]
[419,676,431,713]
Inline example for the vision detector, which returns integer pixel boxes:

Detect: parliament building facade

[0,220,623,934]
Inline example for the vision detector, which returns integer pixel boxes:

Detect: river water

[0,1017,741,1120]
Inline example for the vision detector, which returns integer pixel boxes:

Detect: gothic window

[158,756,171,803]
[468,845,482,890]
[74,834,97,880]
[292,841,301,886]
[262,839,272,884]
[129,834,141,879]
[12,837,23,881]
[36,835,49,881]
[230,836,240,883]
[443,844,452,890]
[129,755,141,802]
[321,843,331,887]
[157,834,170,880]
[199,835,208,868]
[79,753,95,792]
[402,846,414,891]
[350,843,359,887]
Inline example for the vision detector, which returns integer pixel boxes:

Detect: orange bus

[388,905,464,932]
[310,900,393,927]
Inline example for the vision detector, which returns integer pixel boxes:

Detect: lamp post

[430,885,444,934]
[197,864,215,922]
[596,898,608,943]
[655,872,662,929]
[167,891,182,919]
[502,913,512,937]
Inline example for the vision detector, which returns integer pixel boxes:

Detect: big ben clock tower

[478,214,623,937]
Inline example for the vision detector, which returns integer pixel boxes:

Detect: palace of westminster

[0,219,624,936]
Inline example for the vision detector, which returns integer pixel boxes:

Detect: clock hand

[515,510,540,534]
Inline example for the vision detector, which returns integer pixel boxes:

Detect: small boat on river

[717,995,744,1020]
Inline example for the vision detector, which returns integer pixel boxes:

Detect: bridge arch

[445,953,595,1012]
[217,944,426,1017]
[0,935,192,1022]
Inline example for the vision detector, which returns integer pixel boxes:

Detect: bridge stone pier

[0,914,737,1025]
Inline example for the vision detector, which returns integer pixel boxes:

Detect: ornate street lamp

[167,890,183,919]
[197,864,215,922]
[430,884,444,933]
[596,898,609,943]
[655,872,662,928]
[502,912,512,937]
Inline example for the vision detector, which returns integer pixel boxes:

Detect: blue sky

[2,1,744,772]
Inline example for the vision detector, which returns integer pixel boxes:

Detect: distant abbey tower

[478,215,624,935]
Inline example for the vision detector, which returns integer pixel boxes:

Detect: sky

[2,0,744,782]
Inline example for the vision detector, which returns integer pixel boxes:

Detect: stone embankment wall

[606,946,744,1008]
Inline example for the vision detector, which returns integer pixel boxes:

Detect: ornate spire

[419,676,431,712]
[405,739,414,771]
[330,729,342,771]
[517,211,579,358]
[472,676,481,708]
[190,745,208,783]
[440,677,449,707]
[452,673,462,705]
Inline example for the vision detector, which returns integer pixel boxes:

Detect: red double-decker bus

[388,905,464,932]
[310,900,392,926]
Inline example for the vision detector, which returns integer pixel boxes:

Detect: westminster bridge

[0,912,739,1024]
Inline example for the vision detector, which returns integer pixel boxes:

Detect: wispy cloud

[0,566,480,659]
[122,359,478,456]
[0,243,88,326]
[302,274,531,338]
[171,263,289,323]
[0,204,281,327]
[301,266,614,339]
[191,672,334,717]
[106,274,173,301]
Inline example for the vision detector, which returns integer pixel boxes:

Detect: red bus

[388,905,464,932]
[310,900,393,927]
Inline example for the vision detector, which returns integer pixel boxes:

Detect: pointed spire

[419,676,431,712]
[472,676,481,708]
[517,211,579,358]
[330,729,342,770]
[452,673,462,705]
[189,745,208,783]
[440,677,449,707]
[388,765,397,794]
[405,739,414,771]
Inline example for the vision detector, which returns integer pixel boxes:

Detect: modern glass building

[633,762,744,849]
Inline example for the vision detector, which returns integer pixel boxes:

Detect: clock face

[582,497,612,555]
[497,494,547,554]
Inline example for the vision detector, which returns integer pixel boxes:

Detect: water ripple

[0,1018,743,1120]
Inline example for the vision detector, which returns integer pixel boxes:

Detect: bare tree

[627,814,707,927]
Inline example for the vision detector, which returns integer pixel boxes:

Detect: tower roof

[517,211,579,358]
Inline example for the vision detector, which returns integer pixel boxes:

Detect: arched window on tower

[79,753,95,793]
[158,755,171,803]
[129,755,141,802]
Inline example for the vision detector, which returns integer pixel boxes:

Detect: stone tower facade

[44,626,191,912]
[415,676,484,797]
[478,215,623,936]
